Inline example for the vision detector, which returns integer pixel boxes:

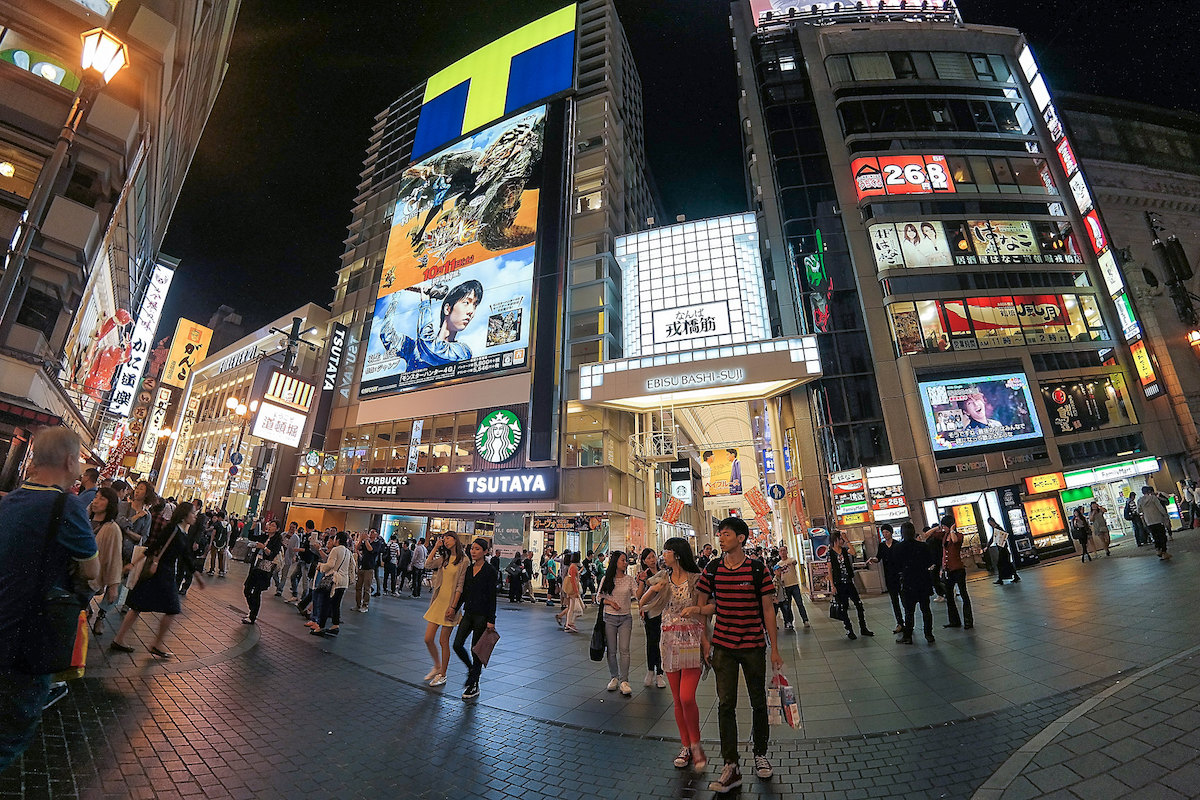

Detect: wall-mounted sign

[850,154,955,201]
[252,402,307,448]
[669,459,693,504]
[1063,457,1158,489]
[865,463,908,522]
[1024,472,1066,494]
[310,322,348,451]
[1023,497,1067,538]
[475,409,523,463]
[344,468,558,502]
[162,318,213,389]
[652,302,733,345]
[263,371,315,413]
[108,263,174,417]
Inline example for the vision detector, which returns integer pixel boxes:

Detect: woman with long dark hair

[1071,507,1093,562]
[451,537,498,700]
[422,532,467,687]
[110,502,205,658]
[636,547,666,689]
[641,537,709,770]
[598,550,636,696]
[88,487,123,635]
[311,530,351,636]
[556,552,583,631]
[830,529,873,640]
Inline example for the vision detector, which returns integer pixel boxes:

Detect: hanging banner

[162,318,213,389]
[662,496,685,525]
[108,262,175,417]
[744,485,772,518]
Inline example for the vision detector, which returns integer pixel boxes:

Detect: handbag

[588,612,607,661]
[14,493,89,676]
[828,596,849,623]
[126,544,148,591]
[139,530,177,585]
[472,627,500,667]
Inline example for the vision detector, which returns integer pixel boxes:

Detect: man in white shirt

[1137,486,1172,560]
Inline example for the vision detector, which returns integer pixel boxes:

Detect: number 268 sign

[851,154,956,201]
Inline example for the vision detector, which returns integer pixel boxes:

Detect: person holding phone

[422,533,467,687]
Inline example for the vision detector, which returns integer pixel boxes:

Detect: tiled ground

[1,531,1197,799]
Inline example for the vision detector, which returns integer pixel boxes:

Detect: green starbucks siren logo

[475,409,523,463]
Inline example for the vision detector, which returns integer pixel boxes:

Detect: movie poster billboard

[360,106,546,398]
[918,373,1044,454]
[701,448,744,497]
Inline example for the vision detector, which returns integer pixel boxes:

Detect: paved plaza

[4,534,1200,799]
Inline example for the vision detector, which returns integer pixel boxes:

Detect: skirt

[660,623,703,672]
[127,565,182,615]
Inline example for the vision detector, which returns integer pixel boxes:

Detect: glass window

[910,52,937,80]
[988,54,1012,82]
[889,52,918,79]
[941,299,973,350]
[849,52,894,80]
[930,52,974,80]
[839,102,867,136]
[970,54,996,81]
[570,312,602,338]
[867,100,911,133]
[826,55,852,83]
[917,300,949,352]
[1078,295,1107,336]
[927,98,956,131]
[991,102,1022,133]
[908,98,934,130]
[431,442,452,472]
[888,302,923,356]
[969,100,998,132]
[966,296,1022,348]
[946,156,975,191]
[969,156,997,192]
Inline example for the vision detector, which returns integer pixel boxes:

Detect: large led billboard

[851,155,955,201]
[918,373,1044,455]
[360,106,546,398]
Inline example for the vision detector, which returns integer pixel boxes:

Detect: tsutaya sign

[344,468,557,502]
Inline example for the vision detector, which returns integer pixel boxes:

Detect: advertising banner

[868,222,953,270]
[806,561,831,596]
[919,373,1044,453]
[850,154,954,201]
[108,263,175,417]
[1023,497,1067,538]
[361,106,546,397]
[744,486,772,518]
[966,220,1038,259]
[492,512,526,559]
[701,448,744,496]
[663,496,685,525]
[808,528,830,561]
[162,318,213,389]
[252,402,307,448]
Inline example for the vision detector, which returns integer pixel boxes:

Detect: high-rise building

[0,0,240,486]
[284,1,670,553]
[732,0,1190,560]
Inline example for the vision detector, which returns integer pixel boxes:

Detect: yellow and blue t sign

[413,4,576,158]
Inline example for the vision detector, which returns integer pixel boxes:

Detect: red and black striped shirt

[697,557,774,650]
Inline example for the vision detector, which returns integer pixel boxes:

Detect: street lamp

[0,28,129,338]
[220,397,257,512]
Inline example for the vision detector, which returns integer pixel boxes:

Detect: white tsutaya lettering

[466,473,548,495]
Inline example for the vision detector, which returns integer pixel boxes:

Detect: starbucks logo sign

[475,409,523,463]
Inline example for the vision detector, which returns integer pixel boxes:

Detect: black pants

[453,612,489,685]
[835,582,868,633]
[944,568,972,626]
[411,568,424,597]
[244,585,263,622]
[643,613,663,675]
[316,587,345,628]
[383,563,398,593]
[902,590,933,639]
[1078,535,1092,561]
[508,574,523,602]
[712,645,768,764]
[1149,523,1168,554]
[886,586,903,626]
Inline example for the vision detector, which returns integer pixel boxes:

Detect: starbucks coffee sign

[475,409,522,463]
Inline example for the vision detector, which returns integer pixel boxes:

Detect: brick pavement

[1,533,1197,799]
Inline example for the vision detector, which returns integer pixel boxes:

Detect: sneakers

[619,681,633,696]
[42,682,69,711]
[754,755,774,779]
[709,763,743,793]
[462,683,480,700]
[606,677,619,691]
[429,674,447,687]
[673,747,692,769]
[784,623,794,632]
[690,743,708,771]
[656,673,667,689]
[803,620,810,628]
[644,670,654,687]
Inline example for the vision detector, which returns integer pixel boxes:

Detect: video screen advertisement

[918,373,1044,455]
[359,105,547,398]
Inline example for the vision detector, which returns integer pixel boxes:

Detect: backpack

[1123,498,1138,521]
[703,556,769,624]
[212,521,229,549]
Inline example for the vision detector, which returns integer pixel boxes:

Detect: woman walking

[640,537,708,771]
[110,502,205,658]
[598,550,636,696]
[451,537,499,700]
[830,530,874,639]
[423,532,467,687]
[243,519,283,624]
[311,530,351,636]
[1089,501,1111,556]
[1071,507,1093,562]
[636,547,666,688]
[556,553,583,631]
[88,487,124,636]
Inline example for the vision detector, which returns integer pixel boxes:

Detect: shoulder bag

[589,611,607,661]
[14,492,89,676]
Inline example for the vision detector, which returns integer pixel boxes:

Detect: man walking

[76,467,100,507]
[410,537,428,597]
[0,428,98,773]
[869,524,905,633]
[356,529,380,611]
[695,517,783,793]
[1138,485,1173,560]
[771,544,809,630]
[395,540,412,594]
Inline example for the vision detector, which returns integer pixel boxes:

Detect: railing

[755,0,961,29]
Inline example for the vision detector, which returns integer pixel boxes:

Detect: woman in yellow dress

[422,532,467,687]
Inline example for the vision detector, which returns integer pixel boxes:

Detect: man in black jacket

[869,524,904,633]
[895,522,936,644]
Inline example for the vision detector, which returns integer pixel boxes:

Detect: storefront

[921,486,1040,568]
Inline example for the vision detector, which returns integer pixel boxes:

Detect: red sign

[663,496,685,525]
[744,486,772,518]
[851,155,955,201]
[831,479,864,495]
[1055,138,1079,176]
[1082,210,1107,254]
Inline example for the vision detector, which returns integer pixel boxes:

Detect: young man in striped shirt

[695,517,783,793]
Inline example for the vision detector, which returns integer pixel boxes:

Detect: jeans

[289,561,306,597]
[604,613,632,681]
[383,563,398,593]
[411,567,425,597]
[711,644,769,764]
[835,582,869,633]
[316,587,345,628]
[356,569,374,608]
[273,558,293,593]
[901,590,934,639]
[643,613,663,675]
[944,568,973,626]
[453,612,489,685]
[0,669,51,774]
[778,584,809,626]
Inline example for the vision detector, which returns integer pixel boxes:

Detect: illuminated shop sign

[652,302,732,345]
[412,4,576,158]
[1063,457,1158,489]
[850,155,955,202]
[645,369,745,392]
[1023,472,1066,494]
[1023,497,1066,538]
[869,218,1084,271]
[252,402,308,448]
[865,464,909,522]
[108,262,175,417]
[162,318,213,389]
[263,371,315,413]
[344,468,558,502]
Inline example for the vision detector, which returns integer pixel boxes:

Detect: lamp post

[0,28,129,340]
[151,426,176,483]
[219,396,256,513]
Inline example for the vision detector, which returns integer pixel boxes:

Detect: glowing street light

[79,28,129,85]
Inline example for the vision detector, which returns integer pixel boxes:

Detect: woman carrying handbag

[451,537,498,700]
[242,519,284,624]
[311,530,351,636]
[111,503,205,659]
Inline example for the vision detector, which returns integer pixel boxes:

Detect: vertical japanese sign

[107,263,174,417]
[162,318,213,389]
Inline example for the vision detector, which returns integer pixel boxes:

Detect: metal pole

[220,416,247,513]
[0,83,98,340]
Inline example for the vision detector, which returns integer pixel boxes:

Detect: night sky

[157,0,1200,338]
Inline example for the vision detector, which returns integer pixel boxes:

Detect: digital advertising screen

[360,106,546,398]
[918,373,1044,454]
